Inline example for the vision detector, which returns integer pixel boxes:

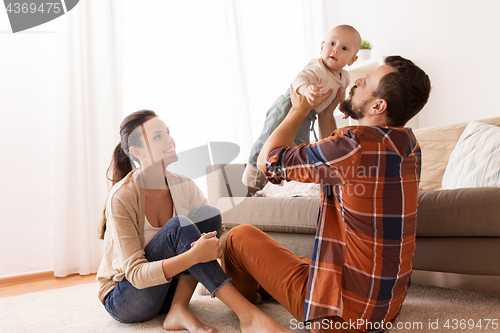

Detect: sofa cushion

[256,181,321,197]
[442,121,500,189]
[217,196,319,233]
[413,116,500,191]
[417,188,500,237]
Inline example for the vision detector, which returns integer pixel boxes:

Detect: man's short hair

[373,56,431,127]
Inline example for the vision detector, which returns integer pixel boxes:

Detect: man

[224,56,431,333]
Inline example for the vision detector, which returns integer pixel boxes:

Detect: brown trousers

[224,224,360,333]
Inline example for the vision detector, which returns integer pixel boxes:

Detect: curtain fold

[224,0,253,159]
[54,0,123,277]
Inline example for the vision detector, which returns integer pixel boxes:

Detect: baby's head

[321,25,361,73]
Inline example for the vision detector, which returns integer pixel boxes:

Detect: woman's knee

[176,215,195,228]
[163,215,195,234]
[162,216,197,240]
[192,205,222,234]
[191,205,221,223]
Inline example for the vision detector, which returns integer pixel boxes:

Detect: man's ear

[347,55,358,66]
[369,98,388,116]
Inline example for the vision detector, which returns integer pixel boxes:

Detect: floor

[1,270,499,299]
[0,273,97,298]
[411,270,500,297]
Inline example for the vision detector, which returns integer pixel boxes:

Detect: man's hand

[290,84,333,116]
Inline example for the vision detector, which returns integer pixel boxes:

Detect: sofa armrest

[417,187,500,237]
[206,164,267,207]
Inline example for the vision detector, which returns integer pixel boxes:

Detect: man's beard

[339,98,367,120]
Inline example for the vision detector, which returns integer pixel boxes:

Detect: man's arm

[256,85,333,174]
[317,87,342,139]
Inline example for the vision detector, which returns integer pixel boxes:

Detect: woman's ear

[129,146,141,160]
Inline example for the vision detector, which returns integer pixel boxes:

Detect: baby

[243,25,362,186]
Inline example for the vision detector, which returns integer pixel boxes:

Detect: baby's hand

[305,85,324,105]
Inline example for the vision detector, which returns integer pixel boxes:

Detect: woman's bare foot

[239,307,292,333]
[163,303,217,333]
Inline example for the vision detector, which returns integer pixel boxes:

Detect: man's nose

[354,78,364,86]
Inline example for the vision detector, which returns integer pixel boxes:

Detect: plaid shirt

[265,126,421,332]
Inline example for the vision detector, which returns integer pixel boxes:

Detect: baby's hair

[329,25,362,53]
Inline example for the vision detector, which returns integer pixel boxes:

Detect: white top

[144,217,161,247]
[292,58,350,113]
[143,206,177,247]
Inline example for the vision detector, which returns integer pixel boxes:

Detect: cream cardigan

[97,168,224,303]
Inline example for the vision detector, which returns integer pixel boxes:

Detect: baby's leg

[247,89,293,168]
[243,89,293,187]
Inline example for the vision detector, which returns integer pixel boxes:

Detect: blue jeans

[248,88,318,167]
[103,205,231,323]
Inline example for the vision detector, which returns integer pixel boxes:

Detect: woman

[97,110,292,333]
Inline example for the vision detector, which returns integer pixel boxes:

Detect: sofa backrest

[413,116,500,190]
[206,164,267,206]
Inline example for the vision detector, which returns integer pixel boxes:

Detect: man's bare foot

[163,304,217,333]
[239,308,292,333]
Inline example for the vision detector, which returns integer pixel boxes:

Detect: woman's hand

[190,231,220,263]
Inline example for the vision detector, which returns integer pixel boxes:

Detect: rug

[0,283,499,332]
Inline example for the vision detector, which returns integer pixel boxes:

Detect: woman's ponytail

[98,110,157,240]
[109,142,134,187]
[98,142,133,239]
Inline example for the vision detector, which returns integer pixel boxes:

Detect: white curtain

[53,0,123,277]
[224,0,253,159]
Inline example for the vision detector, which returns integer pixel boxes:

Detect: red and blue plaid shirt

[265,125,421,332]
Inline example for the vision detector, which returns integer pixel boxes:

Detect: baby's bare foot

[163,304,216,333]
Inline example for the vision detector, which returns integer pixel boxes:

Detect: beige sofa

[207,117,500,277]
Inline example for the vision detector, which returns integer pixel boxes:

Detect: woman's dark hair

[98,110,157,239]
[373,56,431,127]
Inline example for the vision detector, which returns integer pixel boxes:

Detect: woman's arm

[161,231,220,280]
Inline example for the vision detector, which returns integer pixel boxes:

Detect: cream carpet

[1,283,499,333]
